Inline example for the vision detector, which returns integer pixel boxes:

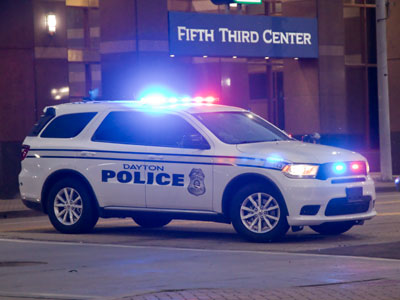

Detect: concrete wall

[282,0,319,135]
[0,0,69,197]
[99,0,250,108]
[33,0,69,116]
[100,0,170,99]
[0,0,36,142]
[0,0,35,197]
[317,0,347,136]
[283,59,320,135]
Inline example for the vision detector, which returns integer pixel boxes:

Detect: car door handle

[80,151,96,157]
[148,155,164,161]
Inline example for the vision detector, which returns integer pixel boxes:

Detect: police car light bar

[139,95,218,106]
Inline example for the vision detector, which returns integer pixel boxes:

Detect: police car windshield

[194,111,290,144]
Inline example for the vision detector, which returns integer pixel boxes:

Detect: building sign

[168,12,318,58]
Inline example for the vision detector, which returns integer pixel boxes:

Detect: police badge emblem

[187,168,206,196]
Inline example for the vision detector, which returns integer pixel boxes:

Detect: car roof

[47,101,247,115]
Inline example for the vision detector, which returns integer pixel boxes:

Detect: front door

[143,112,214,211]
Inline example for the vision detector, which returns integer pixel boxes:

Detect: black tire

[133,214,172,228]
[47,178,99,234]
[310,221,354,235]
[230,183,289,242]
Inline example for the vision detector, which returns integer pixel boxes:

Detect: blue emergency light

[332,162,346,174]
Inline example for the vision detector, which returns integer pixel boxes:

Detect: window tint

[40,112,97,138]
[92,111,148,145]
[147,113,209,149]
[92,111,209,149]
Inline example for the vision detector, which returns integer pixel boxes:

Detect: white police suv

[19,97,376,242]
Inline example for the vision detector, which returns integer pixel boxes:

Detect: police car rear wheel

[310,221,354,235]
[133,215,172,228]
[231,184,289,242]
[47,178,99,234]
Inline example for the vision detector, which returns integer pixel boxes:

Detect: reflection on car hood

[236,141,365,164]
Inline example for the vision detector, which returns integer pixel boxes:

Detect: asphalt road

[0,191,399,257]
[0,191,399,299]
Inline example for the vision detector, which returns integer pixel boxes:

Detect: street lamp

[376,0,393,181]
[46,13,57,35]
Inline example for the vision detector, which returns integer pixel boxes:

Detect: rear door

[82,111,149,208]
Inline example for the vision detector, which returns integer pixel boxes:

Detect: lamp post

[376,0,393,181]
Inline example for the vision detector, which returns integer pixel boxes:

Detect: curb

[0,210,44,219]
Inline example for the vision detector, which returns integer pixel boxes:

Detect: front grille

[331,178,366,184]
[325,196,371,216]
[316,161,367,180]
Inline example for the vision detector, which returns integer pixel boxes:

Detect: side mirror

[182,134,210,150]
[302,132,321,144]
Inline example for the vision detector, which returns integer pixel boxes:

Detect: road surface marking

[377,212,400,216]
[376,200,400,205]
[0,291,94,299]
[1,237,400,263]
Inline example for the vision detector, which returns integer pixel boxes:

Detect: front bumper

[277,174,376,226]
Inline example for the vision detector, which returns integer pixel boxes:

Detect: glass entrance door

[248,60,285,130]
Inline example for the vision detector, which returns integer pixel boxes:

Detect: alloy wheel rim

[54,187,83,226]
[240,192,280,234]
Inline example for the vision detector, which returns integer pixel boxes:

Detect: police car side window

[40,112,97,138]
[92,111,148,145]
[146,114,209,149]
[92,111,209,149]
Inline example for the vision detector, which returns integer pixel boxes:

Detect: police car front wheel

[230,184,289,242]
[47,178,99,234]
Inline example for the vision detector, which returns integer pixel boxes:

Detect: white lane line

[377,212,400,216]
[376,194,400,199]
[0,237,400,263]
[376,200,400,205]
[0,291,95,299]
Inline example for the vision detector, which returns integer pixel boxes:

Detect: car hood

[236,141,366,164]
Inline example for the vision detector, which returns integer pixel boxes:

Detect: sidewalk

[0,173,397,219]
[0,197,44,219]
[370,172,399,193]
[117,279,400,300]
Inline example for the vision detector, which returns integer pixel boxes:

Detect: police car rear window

[40,112,97,138]
[28,107,56,136]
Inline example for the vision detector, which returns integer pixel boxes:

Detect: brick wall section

[0,0,35,198]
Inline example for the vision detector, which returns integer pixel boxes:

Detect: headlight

[282,164,319,179]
